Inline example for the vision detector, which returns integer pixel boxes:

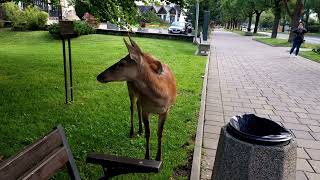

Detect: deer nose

[97,74,104,82]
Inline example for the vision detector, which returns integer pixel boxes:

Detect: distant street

[259,32,320,44]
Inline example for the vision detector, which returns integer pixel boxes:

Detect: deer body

[97,37,176,161]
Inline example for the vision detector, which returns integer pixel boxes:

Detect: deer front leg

[129,96,136,138]
[142,111,151,159]
[137,100,143,135]
[156,112,167,161]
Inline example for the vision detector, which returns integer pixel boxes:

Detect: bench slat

[19,147,68,180]
[0,129,63,180]
[87,153,162,173]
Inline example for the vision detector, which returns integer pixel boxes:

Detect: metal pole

[67,37,73,102]
[62,38,68,104]
[194,0,199,43]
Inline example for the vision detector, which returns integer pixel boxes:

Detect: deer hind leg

[156,112,167,161]
[137,99,143,135]
[142,111,151,159]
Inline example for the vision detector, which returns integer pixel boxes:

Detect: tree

[283,0,304,42]
[308,0,320,23]
[271,0,282,38]
[253,0,272,33]
[71,0,184,27]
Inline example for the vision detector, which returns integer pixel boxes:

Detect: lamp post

[194,0,199,43]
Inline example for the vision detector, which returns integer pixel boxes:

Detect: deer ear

[124,38,141,62]
[150,60,163,74]
[129,36,142,53]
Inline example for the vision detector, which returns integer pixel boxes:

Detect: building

[138,4,181,23]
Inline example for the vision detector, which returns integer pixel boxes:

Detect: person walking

[290,22,307,56]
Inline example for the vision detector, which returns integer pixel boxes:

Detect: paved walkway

[201,30,320,180]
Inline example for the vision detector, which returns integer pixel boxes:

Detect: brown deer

[97,37,176,161]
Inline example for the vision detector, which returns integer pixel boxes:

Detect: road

[259,32,320,44]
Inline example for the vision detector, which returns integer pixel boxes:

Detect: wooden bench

[87,153,162,179]
[0,125,162,179]
[0,125,80,180]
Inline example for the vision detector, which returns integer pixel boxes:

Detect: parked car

[168,22,188,34]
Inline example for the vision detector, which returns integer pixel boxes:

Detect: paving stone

[305,172,320,180]
[288,107,308,113]
[282,123,310,131]
[292,130,315,140]
[297,148,310,159]
[202,148,216,157]
[309,160,320,173]
[297,139,320,149]
[203,138,218,150]
[309,114,320,120]
[299,118,319,126]
[274,110,298,118]
[282,117,300,123]
[200,169,212,180]
[305,149,320,160]
[296,171,308,180]
[205,114,224,122]
[296,158,314,172]
[203,132,220,139]
[254,108,274,115]
[310,132,320,141]
[201,155,215,170]
[204,125,221,134]
[309,125,320,133]
[205,121,225,126]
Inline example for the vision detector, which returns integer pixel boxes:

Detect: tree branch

[283,0,293,17]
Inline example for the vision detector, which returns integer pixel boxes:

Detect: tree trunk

[227,21,230,29]
[271,0,281,38]
[281,17,285,32]
[305,8,310,29]
[254,11,262,33]
[287,0,304,42]
[247,13,253,32]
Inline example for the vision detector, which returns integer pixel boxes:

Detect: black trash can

[211,114,297,180]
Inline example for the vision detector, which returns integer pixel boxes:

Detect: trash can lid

[227,114,293,145]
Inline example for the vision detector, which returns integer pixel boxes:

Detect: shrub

[47,23,60,38]
[138,11,169,26]
[74,20,96,35]
[308,24,320,33]
[3,2,48,31]
[24,6,48,30]
[48,21,96,39]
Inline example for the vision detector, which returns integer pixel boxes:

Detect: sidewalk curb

[190,51,210,180]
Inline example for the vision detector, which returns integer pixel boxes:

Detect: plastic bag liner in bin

[227,114,293,145]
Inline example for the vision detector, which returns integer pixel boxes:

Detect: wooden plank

[0,128,63,180]
[57,125,81,180]
[19,147,68,180]
[87,153,162,173]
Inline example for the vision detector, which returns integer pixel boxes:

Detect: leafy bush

[308,24,320,33]
[3,2,48,31]
[74,21,96,35]
[24,6,48,30]
[48,21,96,39]
[138,11,168,26]
[47,23,60,38]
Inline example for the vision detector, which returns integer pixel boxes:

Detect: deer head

[97,37,163,83]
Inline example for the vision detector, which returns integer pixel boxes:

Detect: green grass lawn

[300,51,320,63]
[0,30,206,179]
[253,37,320,49]
[253,38,320,62]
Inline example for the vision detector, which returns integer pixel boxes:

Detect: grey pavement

[259,31,320,44]
[201,30,320,180]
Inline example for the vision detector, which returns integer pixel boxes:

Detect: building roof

[138,5,181,14]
